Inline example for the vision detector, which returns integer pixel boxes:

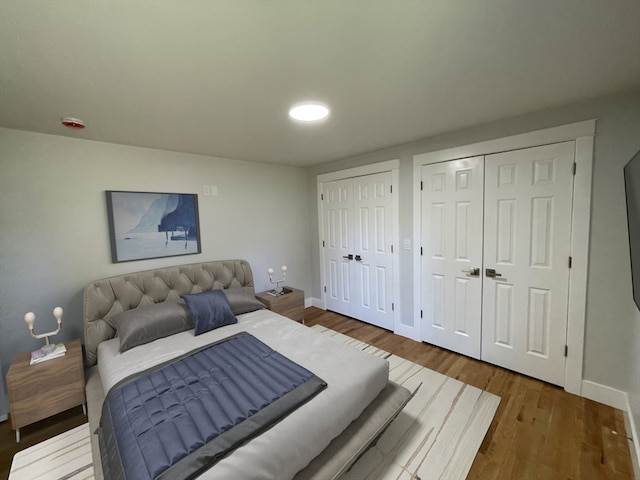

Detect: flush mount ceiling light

[288,103,330,122]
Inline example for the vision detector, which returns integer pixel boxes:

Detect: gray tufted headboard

[83,259,256,367]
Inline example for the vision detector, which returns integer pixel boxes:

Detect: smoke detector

[61,117,85,129]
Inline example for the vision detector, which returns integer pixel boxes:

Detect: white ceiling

[1,1,639,167]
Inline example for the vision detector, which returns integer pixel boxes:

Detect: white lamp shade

[24,312,36,329]
[53,307,63,322]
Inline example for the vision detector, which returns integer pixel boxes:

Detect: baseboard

[623,396,640,480]
[308,297,323,309]
[581,379,628,410]
[305,298,421,341]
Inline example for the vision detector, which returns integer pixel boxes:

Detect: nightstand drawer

[256,287,305,322]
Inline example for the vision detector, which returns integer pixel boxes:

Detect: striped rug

[9,326,499,480]
[9,423,93,480]
[312,325,500,480]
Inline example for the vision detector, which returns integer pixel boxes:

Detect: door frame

[317,159,401,333]
[412,120,596,395]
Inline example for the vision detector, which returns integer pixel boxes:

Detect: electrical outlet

[203,185,211,196]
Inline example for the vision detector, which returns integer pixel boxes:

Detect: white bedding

[96,309,389,480]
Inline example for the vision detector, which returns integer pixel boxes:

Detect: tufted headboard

[83,259,256,367]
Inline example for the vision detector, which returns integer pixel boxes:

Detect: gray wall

[2,89,639,438]
[0,357,6,419]
[0,128,311,413]
[308,88,640,430]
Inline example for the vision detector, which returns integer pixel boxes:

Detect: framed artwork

[106,190,201,263]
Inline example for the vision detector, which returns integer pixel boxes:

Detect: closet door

[324,178,355,318]
[323,172,395,330]
[418,142,575,386]
[420,157,484,358]
[481,142,574,386]
[352,173,394,330]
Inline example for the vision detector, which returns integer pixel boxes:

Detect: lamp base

[268,287,292,297]
[41,344,56,355]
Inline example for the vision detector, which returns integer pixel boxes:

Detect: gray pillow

[111,301,193,352]
[223,288,266,315]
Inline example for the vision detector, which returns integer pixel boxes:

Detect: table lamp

[267,265,287,295]
[24,307,63,354]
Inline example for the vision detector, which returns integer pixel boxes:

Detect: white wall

[0,128,311,411]
[308,89,640,422]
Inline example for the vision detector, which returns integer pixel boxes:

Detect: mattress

[96,309,389,479]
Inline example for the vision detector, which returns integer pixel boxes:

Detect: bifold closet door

[324,172,394,330]
[481,142,574,386]
[420,157,484,358]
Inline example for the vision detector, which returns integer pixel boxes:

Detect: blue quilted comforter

[97,332,327,480]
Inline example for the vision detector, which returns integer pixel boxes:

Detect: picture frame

[106,190,201,263]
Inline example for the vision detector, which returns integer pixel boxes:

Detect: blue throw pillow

[182,290,237,335]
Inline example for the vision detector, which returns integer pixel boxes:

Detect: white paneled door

[324,178,354,317]
[421,157,484,358]
[324,172,394,330]
[420,142,575,386]
[482,142,574,386]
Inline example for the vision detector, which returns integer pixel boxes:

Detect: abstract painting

[106,190,201,263]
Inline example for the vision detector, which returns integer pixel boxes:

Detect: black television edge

[624,149,640,311]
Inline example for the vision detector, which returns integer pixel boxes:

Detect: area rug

[311,325,500,480]
[9,423,94,479]
[9,326,499,480]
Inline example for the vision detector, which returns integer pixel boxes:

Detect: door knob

[355,255,362,261]
[485,268,502,278]
[462,267,480,276]
[343,254,354,260]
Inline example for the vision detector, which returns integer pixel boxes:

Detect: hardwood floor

[305,307,635,479]
[0,307,634,479]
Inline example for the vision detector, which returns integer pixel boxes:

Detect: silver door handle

[485,268,502,278]
[462,267,480,276]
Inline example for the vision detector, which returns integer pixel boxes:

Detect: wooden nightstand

[6,338,86,442]
[256,287,305,323]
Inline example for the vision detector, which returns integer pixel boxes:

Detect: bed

[83,259,412,480]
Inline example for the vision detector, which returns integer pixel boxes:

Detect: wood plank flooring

[0,306,634,480]
[304,307,635,480]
